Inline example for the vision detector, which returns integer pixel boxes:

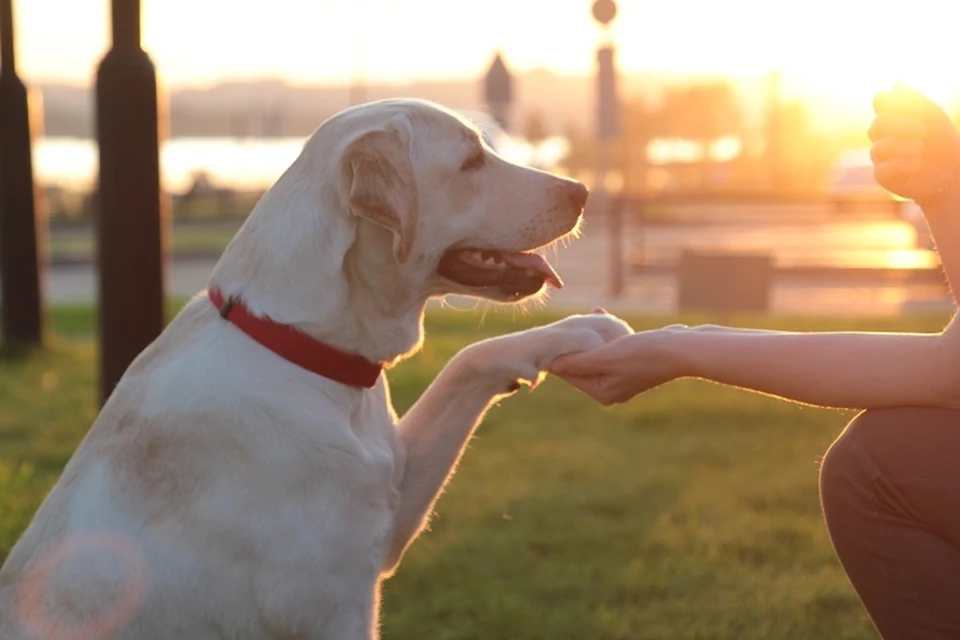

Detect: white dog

[0,98,631,639]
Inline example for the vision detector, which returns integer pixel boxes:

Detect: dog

[0,98,632,639]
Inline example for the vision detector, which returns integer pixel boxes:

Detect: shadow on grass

[0,343,39,364]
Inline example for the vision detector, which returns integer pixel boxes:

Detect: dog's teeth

[483,256,498,267]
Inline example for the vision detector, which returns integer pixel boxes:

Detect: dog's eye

[460,151,485,172]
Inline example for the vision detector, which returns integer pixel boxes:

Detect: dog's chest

[279,384,402,534]
[227,390,402,630]
[350,388,403,509]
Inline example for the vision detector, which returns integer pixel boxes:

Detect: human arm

[384,312,631,574]
[871,85,960,304]
[549,320,960,409]
[551,87,960,409]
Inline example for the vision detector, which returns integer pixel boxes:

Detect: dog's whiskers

[478,300,493,328]
[440,295,483,313]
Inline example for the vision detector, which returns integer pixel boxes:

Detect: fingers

[548,352,587,375]
[868,114,926,142]
[874,85,941,119]
[870,135,923,164]
[548,348,612,376]
[557,374,603,397]
[868,114,926,176]
[872,85,953,139]
[873,89,901,116]
[875,157,923,185]
[869,128,924,186]
[554,373,621,406]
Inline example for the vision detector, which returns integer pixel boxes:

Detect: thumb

[878,84,949,124]
[549,349,609,376]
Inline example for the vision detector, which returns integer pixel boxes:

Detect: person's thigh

[820,406,960,640]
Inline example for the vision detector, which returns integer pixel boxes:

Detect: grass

[1,305,951,638]
[48,223,239,262]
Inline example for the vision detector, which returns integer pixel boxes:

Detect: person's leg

[820,407,960,639]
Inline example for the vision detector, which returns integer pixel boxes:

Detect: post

[596,46,623,297]
[483,52,514,132]
[609,190,624,297]
[95,0,169,403]
[0,0,45,347]
[592,0,622,297]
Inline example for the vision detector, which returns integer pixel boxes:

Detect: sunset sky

[12,0,960,115]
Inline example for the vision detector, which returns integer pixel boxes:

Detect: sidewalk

[42,216,956,317]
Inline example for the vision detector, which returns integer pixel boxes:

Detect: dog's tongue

[502,252,564,289]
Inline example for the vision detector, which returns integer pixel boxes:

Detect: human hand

[870,84,960,202]
[548,324,687,405]
[453,307,632,394]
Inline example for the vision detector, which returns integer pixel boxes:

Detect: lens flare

[14,530,149,640]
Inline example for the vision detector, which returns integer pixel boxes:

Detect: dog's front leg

[383,313,632,574]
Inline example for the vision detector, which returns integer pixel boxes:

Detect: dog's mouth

[437,248,563,298]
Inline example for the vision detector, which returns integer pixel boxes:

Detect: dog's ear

[341,124,418,264]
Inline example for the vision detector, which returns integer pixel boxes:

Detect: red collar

[208,289,383,389]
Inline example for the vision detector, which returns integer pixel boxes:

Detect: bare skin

[550,86,960,411]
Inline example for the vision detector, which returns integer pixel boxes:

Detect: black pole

[0,0,45,348]
[95,0,169,403]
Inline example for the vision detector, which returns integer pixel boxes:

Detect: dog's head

[313,98,587,303]
[210,99,589,361]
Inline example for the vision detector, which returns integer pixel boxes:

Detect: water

[33,135,570,193]
[44,216,953,316]
[35,137,311,193]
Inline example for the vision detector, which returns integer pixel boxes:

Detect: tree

[653,82,743,189]
[618,99,661,193]
[558,100,659,192]
[775,101,853,193]
[658,82,742,146]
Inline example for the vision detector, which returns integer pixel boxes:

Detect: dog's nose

[567,181,589,210]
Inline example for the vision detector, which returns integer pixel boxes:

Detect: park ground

[3,304,950,638]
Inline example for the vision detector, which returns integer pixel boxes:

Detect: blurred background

[9,0,960,318]
[6,5,960,636]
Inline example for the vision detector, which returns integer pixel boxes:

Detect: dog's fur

[0,99,631,639]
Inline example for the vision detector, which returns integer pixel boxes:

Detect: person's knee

[822,406,960,522]
[821,407,928,520]
[819,409,896,520]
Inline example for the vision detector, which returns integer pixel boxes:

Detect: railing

[600,192,944,313]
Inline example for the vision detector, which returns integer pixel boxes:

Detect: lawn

[48,222,239,262]
[1,305,950,638]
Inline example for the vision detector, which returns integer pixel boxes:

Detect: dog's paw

[454,312,632,394]
[531,312,633,371]
[546,312,634,344]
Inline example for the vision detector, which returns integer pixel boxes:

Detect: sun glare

[14,0,960,125]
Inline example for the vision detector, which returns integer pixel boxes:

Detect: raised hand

[870,84,960,203]
[548,325,689,405]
